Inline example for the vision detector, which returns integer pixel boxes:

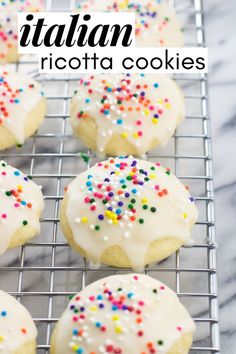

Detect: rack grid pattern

[0,0,220,353]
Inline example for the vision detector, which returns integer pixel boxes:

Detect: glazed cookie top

[0,0,44,62]
[0,290,37,353]
[0,69,45,146]
[64,156,198,270]
[77,0,184,47]
[54,273,195,354]
[0,161,44,255]
[71,73,184,156]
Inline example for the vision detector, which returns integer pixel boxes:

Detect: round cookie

[0,0,44,64]
[60,156,198,270]
[50,273,195,354]
[0,160,44,256]
[0,69,46,150]
[70,73,185,157]
[77,0,184,47]
[0,290,37,353]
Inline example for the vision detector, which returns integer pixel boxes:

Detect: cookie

[70,73,184,157]
[0,0,44,64]
[0,161,44,256]
[50,273,195,354]
[0,69,46,150]
[77,0,184,47]
[0,289,37,353]
[60,156,198,270]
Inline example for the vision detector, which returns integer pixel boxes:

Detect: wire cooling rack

[0,0,220,353]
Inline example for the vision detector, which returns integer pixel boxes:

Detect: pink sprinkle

[1,172,6,176]
[73,316,78,322]
[136,120,142,125]
[1,213,7,219]
[160,286,165,290]
[177,326,182,331]
[155,185,160,190]
[133,275,138,281]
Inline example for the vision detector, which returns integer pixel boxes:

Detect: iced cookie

[0,0,44,64]
[70,73,184,157]
[0,161,44,255]
[77,0,184,47]
[50,273,195,354]
[0,69,46,150]
[60,156,198,270]
[0,290,37,353]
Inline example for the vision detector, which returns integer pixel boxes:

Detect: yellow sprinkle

[0,335,4,342]
[115,171,120,175]
[71,345,79,351]
[121,132,128,138]
[183,213,188,219]
[115,326,122,333]
[81,217,88,223]
[158,99,163,104]
[144,109,150,116]
[152,118,158,124]
[133,132,138,138]
[90,306,97,312]
[17,185,23,191]
[113,315,120,321]
[142,198,148,204]
[113,219,118,224]
[149,173,156,179]
[166,103,171,109]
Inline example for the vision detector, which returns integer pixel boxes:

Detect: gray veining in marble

[205,1,236,353]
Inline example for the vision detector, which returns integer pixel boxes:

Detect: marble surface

[0,1,234,353]
[205,0,236,353]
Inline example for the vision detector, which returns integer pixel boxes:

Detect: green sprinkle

[22,220,28,226]
[150,207,157,213]
[143,205,148,210]
[157,340,164,346]
[131,198,136,204]
[80,153,90,163]
[139,218,144,224]
[153,289,158,294]
[95,225,100,231]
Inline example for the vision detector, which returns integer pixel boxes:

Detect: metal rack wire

[0,0,220,353]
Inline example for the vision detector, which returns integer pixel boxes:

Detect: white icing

[0,0,44,63]
[0,161,44,255]
[0,69,44,145]
[65,156,198,270]
[0,290,37,353]
[71,73,184,156]
[54,273,195,354]
[77,0,184,47]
